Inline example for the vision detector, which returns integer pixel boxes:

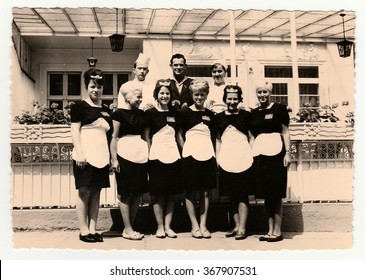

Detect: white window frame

[40,65,131,112]
[258,61,327,113]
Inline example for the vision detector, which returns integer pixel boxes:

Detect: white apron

[117,135,148,164]
[182,123,215,161]
[251,132,283,157]
[72,118,110,168]
[217,125,253,173]
[149,125,181,164]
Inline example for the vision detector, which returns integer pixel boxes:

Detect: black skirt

[73,161,110,192]
[181,156,218,192]
[252,150,287,199]
[148,159,183,196]
[115,155,148,196]
[219,166,254,201]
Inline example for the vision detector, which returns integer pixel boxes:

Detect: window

[299,83,319,107]
[298,66,318,78]
[48,72,130,111]
[48,72,81,112]
[49,73,63,96]
[264,65,320,108]
[264,66,291,106]
[271,83,288,105]
[298,66,320,107]
[265,66,292,78]
[187,65,233,78]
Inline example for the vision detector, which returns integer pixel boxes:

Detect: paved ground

[11,230,352,251]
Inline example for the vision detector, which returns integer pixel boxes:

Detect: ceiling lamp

[109,8,125,52]
[87,37,98,67]
[337,12,353,58]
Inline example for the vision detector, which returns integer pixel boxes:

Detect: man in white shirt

[118,53,153,110]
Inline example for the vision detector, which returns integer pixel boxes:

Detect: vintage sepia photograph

[3,1,361,261]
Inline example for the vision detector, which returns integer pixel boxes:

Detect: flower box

[289,122,354,141]
[10,124,72,144]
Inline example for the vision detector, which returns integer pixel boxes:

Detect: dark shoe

[235,232,247,240]
[79,233,96,243]
[225,229,237,238]
[91,233,104,242]
[258,234,271,241]
[267,234,283,242]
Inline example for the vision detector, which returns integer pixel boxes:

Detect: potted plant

[289,102,354,140]
[11,101,74,143]
[14,101,72,125]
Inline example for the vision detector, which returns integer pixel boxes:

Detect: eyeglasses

[212,70,224,74]
[90,75,103,80]
[257,90,268,93]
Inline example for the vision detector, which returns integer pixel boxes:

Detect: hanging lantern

[87,37,98,67]
[109,34,125,52]
[109,8,125,52]
[337,13,353,58]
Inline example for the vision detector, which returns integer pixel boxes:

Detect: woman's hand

[171,100,181,108]
[75,154,87,169]
[237,102,245,110]
[143,103,154,111]
[283,152,291,167]
[111,158,120,173]
[181,102,189,109]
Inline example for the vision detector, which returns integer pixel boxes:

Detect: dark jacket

[170,77,194,109]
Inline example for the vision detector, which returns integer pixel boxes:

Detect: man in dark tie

[169,53,194,110]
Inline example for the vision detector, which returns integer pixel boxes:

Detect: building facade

[10,8,355,208]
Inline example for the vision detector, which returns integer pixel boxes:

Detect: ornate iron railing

[299,141,353,161]
[11,143,73,164]
[10,141,353,164]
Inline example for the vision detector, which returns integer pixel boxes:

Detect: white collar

[171,76,189,85]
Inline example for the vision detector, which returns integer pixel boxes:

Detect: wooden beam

[191,10,219,36]
[61,8,79,34]
[169,10,186,36]
[31,8,55,35]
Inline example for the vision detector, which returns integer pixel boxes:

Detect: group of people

[70,52,291,244]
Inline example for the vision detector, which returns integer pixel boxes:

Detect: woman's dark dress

[112,108,148,196]
[145,107,182,196]
[215,110,254,200]
[178,107,217,192]
[250,103,290,199]
[71,101,112,192]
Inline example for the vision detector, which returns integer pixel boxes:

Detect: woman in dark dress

[250,81,291,242]
[177,78,217,239]
[144,79,182,238]
[71,68,112,243]
[110,81,148,241]
[215,85,254,240]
